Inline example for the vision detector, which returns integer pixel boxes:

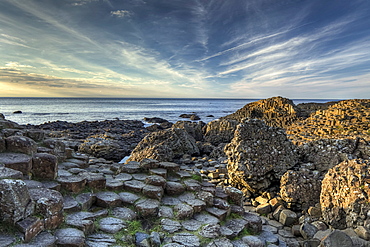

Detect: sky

[0,0,370,99]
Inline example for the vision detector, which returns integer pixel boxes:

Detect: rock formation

[287,99,370,144]
[128,128,200,162]
[223,96,301,128]
[320,159,370,230]
[225,118,299,193]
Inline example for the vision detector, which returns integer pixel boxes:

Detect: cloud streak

[0,0,369,98]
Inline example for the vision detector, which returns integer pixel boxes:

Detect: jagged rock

[6,136,37,155]
[204,119,238,146]
[225,119,298,192]
[32,153,58,180]
[0,179,34,224]
[280,170,321,210]
[223,96,301,128]
[320,159,370,229]
[199,224,220,238]
[128,128,199,162]
[0,153,32,177]
[172,121,205,141]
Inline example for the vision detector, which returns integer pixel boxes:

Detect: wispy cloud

[110,10,132,18]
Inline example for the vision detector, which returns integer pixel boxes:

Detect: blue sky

[0,0,369,98]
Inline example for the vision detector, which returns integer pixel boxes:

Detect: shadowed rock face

[320,159,370,230]
[225,119,299,193]
[223,96,301,128]
[128,128,200,162]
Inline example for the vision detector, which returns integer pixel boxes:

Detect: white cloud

[110,10,132,18]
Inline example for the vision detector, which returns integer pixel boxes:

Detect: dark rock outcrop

[225,119,299,193]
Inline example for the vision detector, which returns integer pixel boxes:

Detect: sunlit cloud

[110,10,132,18]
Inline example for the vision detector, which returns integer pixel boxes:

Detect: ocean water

[0,98,334,126]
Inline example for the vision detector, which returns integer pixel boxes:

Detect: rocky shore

[0,96,370,247]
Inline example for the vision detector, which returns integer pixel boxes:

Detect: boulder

[225,119,298,192]
[43,139,67,163]
[320,159,370,229]
[0,179,34,224]
[280,170,321,210]
[128,128,199,162]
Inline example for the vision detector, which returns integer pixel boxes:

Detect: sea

[0,98,335,126]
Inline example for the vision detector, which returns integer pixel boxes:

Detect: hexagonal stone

[121,162,141,173]
[82,172,106,190]
[159,206,174,219]
[132,173,148,181]
[194,213,220,225]
[111,207,137,221]
[161,219,182,233]
[172,233,200,247]
[63,195,81,213]
[224,187,243,206]
[186,199,206,213]
[124,180,145,193]
[145,175,167,188]
[0,166,23,179]
[181,219,203,231]
[95,191,122,208]
[16,216,44,243]
[55,228,85,247]
[135,198,160,217]
[140,158,159,170]
[0,153,32,177]
[165,181,185,195]
[142,184,164,200]
[279,209,297,226]
[75,193,96,211]
[149,168,167,178]
[243,212,263,235]
[86,233,116,247]
[105,178,124,190]
[57,176,87,193]
[17,231,56,247]
[183,179,201,191]
[199,224,221,238]
[114,173,132,182]
[6,136,37,155]
[159,162,180,172]
[119,192,140,205]
[32,153,58,180]
[206,207,229,221]
[98,217,126,233]
[0,234,16,247]
[174,203,194,220]
[161,196,181,206]
[224,219,247,238]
